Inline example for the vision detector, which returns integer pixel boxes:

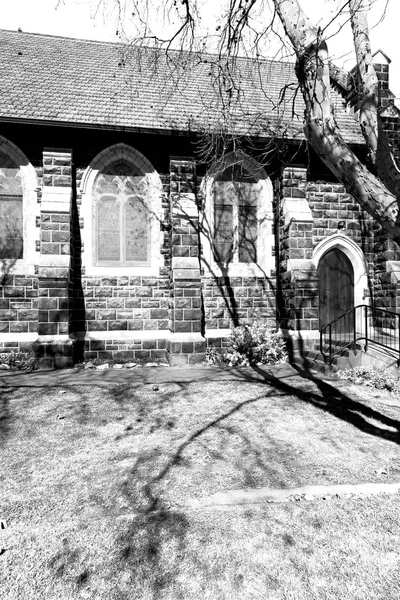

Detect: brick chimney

[372,49,393,108]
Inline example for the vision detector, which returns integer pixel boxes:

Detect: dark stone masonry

[1,31,400,367]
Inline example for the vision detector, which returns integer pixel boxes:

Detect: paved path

[0,362,310,388]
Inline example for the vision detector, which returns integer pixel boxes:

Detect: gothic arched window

[93,159,151,266]
[213,164,259,265]
[202,153,273,277]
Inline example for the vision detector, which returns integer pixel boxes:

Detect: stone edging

[185,482,400,509]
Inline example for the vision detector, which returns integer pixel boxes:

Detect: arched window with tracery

[203,153,273,276]
[213,164,259,266]
[93,159,151,267]
[0,152,23,259]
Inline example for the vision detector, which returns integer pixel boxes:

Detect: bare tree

[68,0,400,241]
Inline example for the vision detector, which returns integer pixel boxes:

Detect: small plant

[0,351,38,372]
[226,322,288,367]
[205,347,225,365]
[338,365,400,396]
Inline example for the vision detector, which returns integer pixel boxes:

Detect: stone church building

[0,29,399,367]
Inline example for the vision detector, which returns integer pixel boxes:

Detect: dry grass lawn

[1,370,400,598]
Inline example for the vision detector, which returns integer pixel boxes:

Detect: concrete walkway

[0,362,306,388]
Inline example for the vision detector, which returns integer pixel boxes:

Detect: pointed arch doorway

[318,248,354,330]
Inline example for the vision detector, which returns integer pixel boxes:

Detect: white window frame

[201,152,274,277]
[0,136,39,276]
[80,143,164,276]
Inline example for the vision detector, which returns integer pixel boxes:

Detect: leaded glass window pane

[214,204,233,264]
[0,196,23,259]
[125,197,149,262]
[239,206,257,263]
[0,154,23,260]
[97,197,120,261]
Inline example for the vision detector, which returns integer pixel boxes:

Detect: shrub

[0,351,38,372]
[214,322,288,367]
[338,365,400,396]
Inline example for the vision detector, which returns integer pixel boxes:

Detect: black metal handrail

[320,304,400,365]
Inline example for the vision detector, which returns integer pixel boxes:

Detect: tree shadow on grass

[2,364,400,597]
[105,366,400,598]
[107,380,292,599]
[115,508,190,600]
[251,364,400,445]
[0,388,13,445]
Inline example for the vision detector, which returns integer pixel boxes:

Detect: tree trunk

[349,0,400,201]
[273,0,400,242]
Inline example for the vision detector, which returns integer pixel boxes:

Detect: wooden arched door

[318,249,354,330]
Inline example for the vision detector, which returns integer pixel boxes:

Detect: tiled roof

[0,29,364,144]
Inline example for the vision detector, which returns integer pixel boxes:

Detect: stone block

[169,354,189,366]
[134,350,151,360]
[90,340,106,351]
[17,309,38,321]
[109,320,128,330]
[87,320,107,331]
[115,310,134,320]
[42,243,60,254]
[125,298,142,308]
[49,310,69,322]
[52,231,70,243]
[183,309,201,320]
[150,350,168,361]
[38,322,58,335]
[128,320,144,330]
[10,322,29,333]
[143,339,157,350]
[173,269,201,280]
[136,287,153,297]
[188,353,206,364]
[181,341,194,353]
[150,309,169,320]
[4,287,25,298]
[173,246,190,257]
[49,214,69,223]
[96,288,113,297]
[174,321,192,333]
[53,175,71,187]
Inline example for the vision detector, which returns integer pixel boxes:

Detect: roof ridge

[0,28,121,48]
[0,27,296,67]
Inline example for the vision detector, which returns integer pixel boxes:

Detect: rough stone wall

[38,150,73,342]
[170,190,202,336]
[0,276,38,337]
[278,167,318,336]
[166,158,206,365]
[202,277,276,331]
[371,225,400,314]
[82,275,170,333]
[278,166,376,344]
[42,152,71,187]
